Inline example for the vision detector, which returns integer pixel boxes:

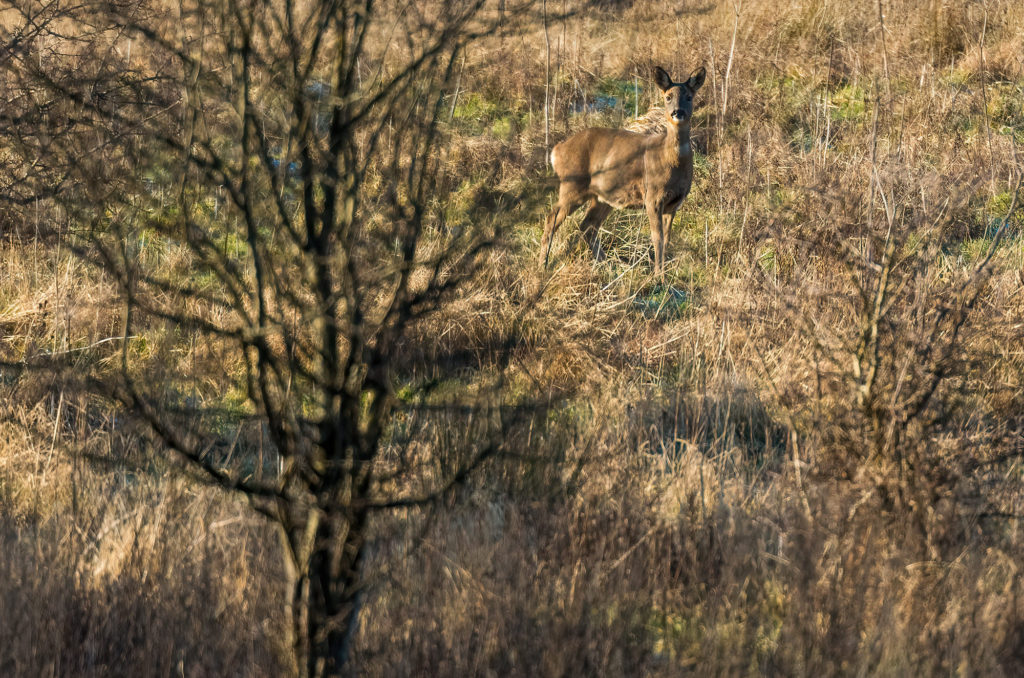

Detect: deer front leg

[661,210,677,276]
[647,202,665,278]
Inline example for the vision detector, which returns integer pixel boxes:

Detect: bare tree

[0,0,525,674]
[752,147,1023,557]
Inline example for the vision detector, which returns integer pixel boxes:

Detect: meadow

[1,0,1023,675]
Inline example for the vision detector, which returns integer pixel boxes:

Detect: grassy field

[2,0,1024,675]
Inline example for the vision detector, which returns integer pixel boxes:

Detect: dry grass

[2,0,1024,675]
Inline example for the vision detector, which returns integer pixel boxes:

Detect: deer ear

[653,66,673,92]
[687,66,707,91]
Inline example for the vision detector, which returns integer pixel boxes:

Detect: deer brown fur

[540,65,706,277]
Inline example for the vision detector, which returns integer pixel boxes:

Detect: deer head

[654,65,706,127]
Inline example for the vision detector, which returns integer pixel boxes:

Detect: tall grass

[2,0,1024,674]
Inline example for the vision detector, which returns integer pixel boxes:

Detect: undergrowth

[2,0,1024,675]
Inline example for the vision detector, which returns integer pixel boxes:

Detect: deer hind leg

[579,200,612,262]
[540,183,585,268]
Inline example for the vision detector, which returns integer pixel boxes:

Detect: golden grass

[2,0,1024,674]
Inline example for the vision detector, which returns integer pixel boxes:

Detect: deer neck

[661,122,692,167]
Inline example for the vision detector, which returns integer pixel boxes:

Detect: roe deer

[540,65,706,277]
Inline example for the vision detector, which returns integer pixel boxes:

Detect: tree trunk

[288,510,368,678]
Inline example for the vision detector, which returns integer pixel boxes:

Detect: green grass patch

[757,244,778,275]
[830,84,867,122]
[988,82,1024,129]
[939,68,972,88]
[633,285,690,319]
[596,76,644,117]
[754,71,815,133]
[960,236,994,264]
[985,190,1020,226]
[451,92,527,139]
[647,604,705,665]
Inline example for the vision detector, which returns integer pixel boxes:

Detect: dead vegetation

[1,0,1024,675]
